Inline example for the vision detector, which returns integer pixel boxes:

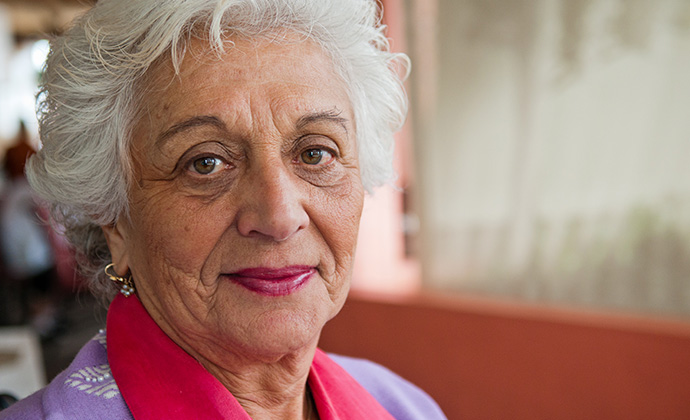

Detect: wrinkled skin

[102,35,364,419]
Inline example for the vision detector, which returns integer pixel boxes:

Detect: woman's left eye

[300,148,333,165]
[189,156,224,175]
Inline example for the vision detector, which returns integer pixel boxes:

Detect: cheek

[320,182,365,268]
[128,190,229,277]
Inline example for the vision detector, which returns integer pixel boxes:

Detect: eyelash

[186,155,229,175]
[298,147,336,166]
[181,141,338,178]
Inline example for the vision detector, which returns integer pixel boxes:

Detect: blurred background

[0,0,689,418]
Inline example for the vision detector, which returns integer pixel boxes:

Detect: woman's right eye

[189,156,224,175]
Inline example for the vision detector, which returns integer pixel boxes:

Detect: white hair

[26,0,409,301]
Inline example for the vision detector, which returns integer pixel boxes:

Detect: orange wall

[319,292,690,420]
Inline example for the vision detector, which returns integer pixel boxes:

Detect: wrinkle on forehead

[141,35,342,112]
[133,37,354,160]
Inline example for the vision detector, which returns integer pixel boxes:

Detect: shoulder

[328,353,447,420]
[0,331,132,420]
[0,390,44,420]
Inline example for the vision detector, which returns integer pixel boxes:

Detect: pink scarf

[107,294,395,419]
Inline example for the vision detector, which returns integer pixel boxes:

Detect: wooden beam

[0,0,93,38]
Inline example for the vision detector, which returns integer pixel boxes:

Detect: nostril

[235,196,309,241]
[237,211,308,241]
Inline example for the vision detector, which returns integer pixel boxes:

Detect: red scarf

[107,294,394,419]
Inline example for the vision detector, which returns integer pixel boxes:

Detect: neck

[138,294,321,419]
[201,348,317,420]
[158,317,319,419]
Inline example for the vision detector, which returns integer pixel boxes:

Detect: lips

[226,266,315,296]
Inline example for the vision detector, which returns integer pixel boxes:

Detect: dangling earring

[105,263,135,297]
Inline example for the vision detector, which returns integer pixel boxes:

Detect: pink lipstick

[227,266,315,296]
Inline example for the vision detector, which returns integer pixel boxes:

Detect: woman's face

[103,36,364,363]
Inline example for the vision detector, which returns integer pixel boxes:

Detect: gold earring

[104,263,135,297]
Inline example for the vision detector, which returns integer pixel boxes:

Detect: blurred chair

[0,327,45,403]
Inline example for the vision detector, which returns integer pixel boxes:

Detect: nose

[235,162,309,241]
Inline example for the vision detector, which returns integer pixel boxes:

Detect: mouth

[225,266,315,296]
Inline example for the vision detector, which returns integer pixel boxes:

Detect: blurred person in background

[0,121,58,334]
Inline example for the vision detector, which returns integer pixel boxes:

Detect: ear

[102,220,131,276]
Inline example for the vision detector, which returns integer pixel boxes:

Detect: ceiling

[0,0,95,38]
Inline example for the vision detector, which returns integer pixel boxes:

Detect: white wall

[410,0,690,316]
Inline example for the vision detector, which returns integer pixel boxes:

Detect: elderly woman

[0,0,446,419]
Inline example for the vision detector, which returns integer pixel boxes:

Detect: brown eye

[191,156,222,174]
[300,148,332,165]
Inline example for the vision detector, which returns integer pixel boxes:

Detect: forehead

[136,35,353,136]
[180,34,338,84]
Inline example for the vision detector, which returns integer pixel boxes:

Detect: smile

[226,266,315,296]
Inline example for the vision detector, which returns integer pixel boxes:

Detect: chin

[231,306,327,361]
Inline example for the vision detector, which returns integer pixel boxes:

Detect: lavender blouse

[0,330,446,419]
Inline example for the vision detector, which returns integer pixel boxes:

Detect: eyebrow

[155,115,227,147]
[155,109,349,147]
[296,109,349,133]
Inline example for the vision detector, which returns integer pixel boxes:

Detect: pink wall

[351,0,420,295]
[320,291,690,419]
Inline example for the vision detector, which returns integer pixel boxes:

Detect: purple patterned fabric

[0,330,446,419]
[0,331,132,420]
